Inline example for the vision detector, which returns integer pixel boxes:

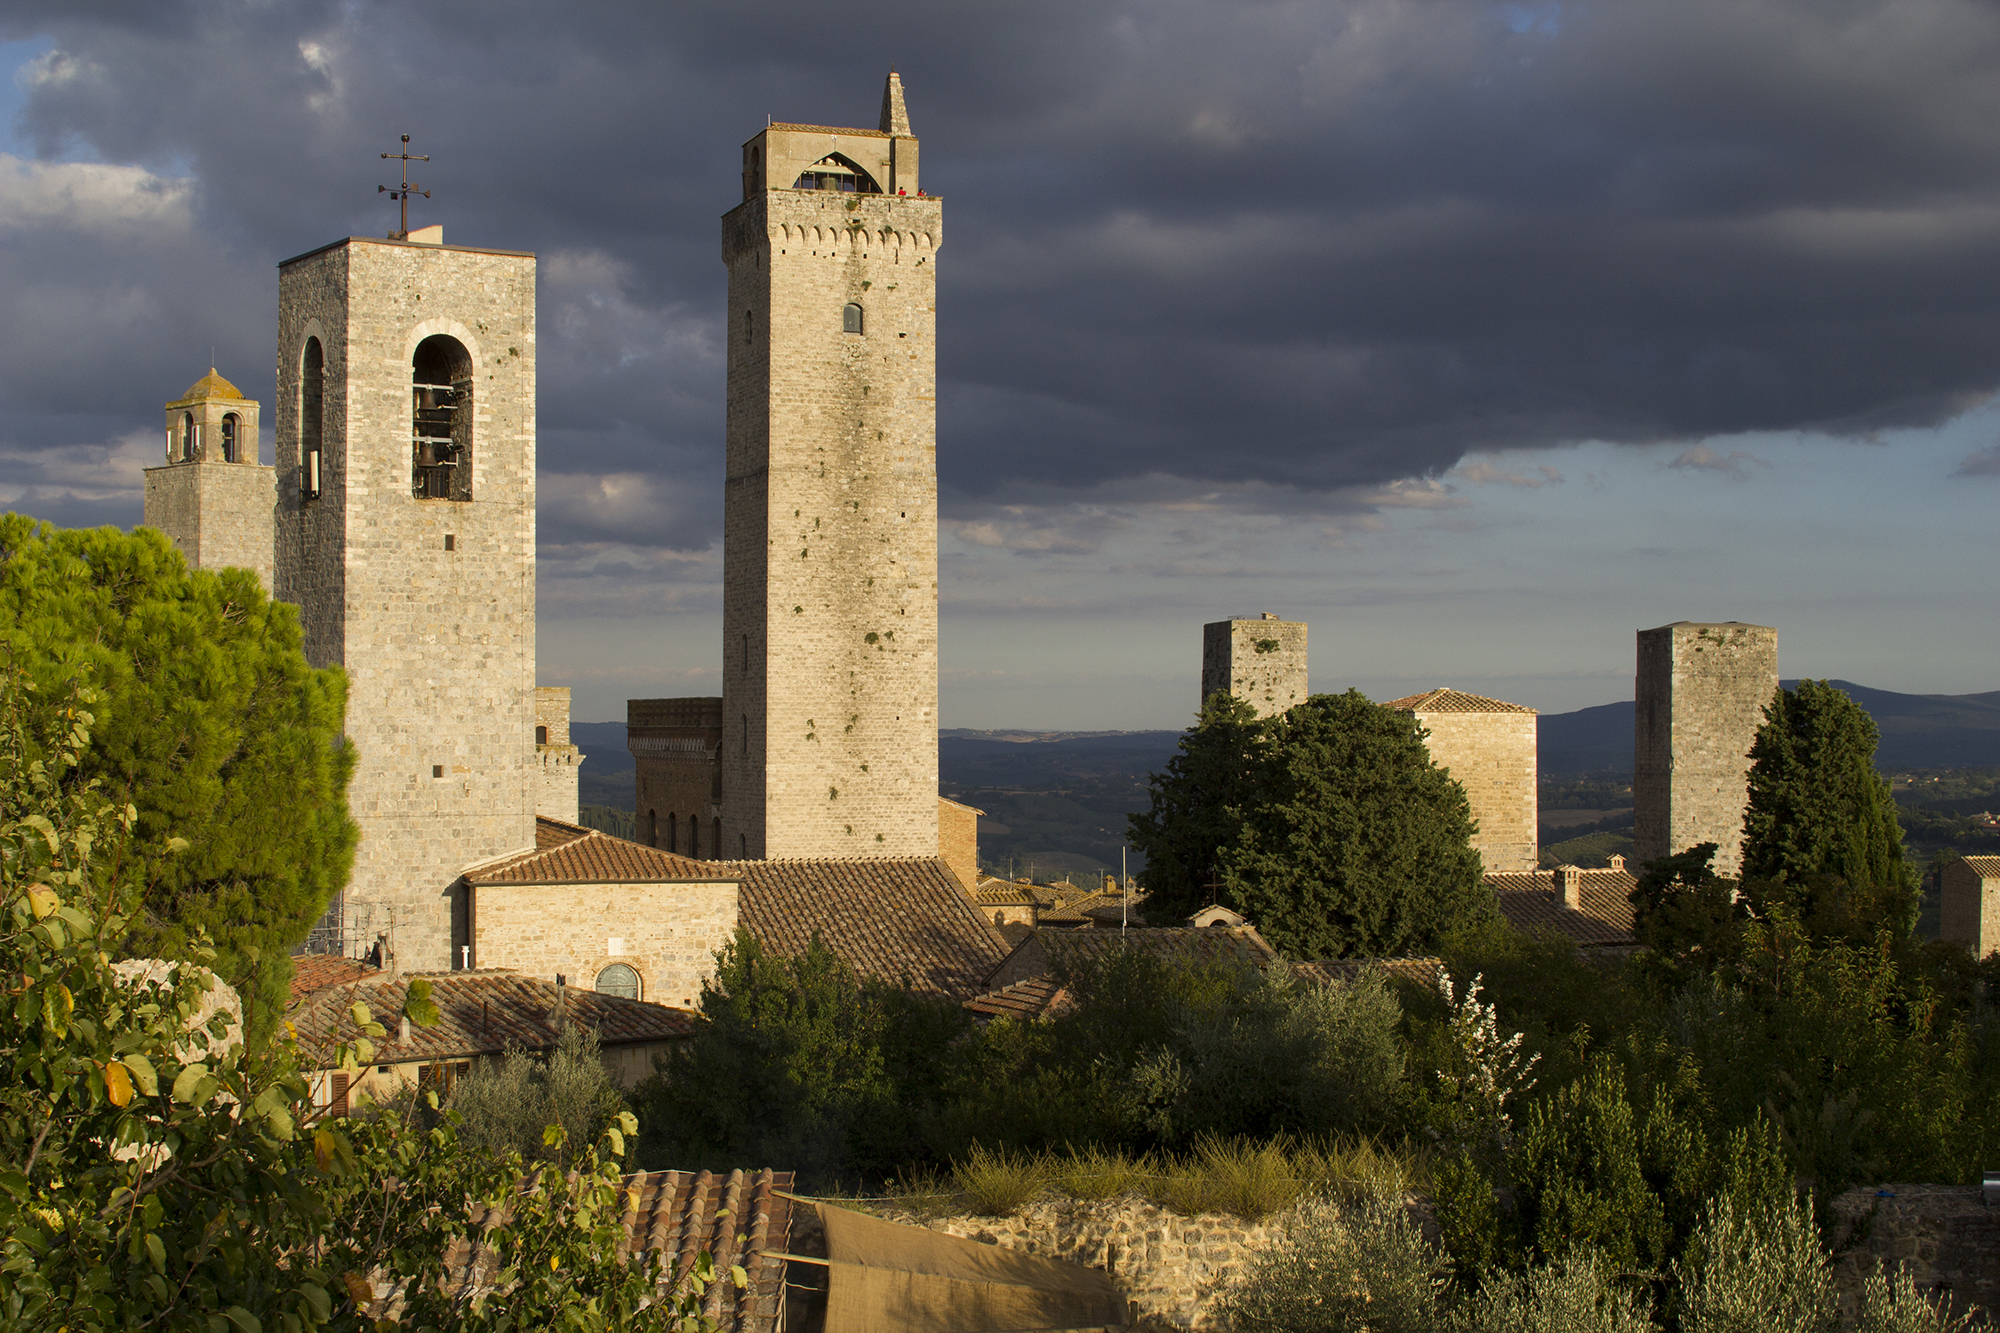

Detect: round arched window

[595,963,640,1001]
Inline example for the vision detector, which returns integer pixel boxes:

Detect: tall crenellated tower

[274,224,538,970]
[143,369,274,586]
[719,72,942,860]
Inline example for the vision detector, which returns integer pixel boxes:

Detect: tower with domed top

[143,367,274,586]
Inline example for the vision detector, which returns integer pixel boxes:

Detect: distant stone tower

[143,369,274,586]
[1632,622,1778,878]
[1202,614,1308,718]
[1385,688,1538,873]
[628,697,724,855]
[274,225,538,970]
[719,72,941,860]
[535,688,583,825]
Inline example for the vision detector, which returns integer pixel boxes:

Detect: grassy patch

[951,1145,1048,1216]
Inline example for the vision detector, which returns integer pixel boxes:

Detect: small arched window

[300,337,324,499]
[714,817,722,856]
[842,303,864,335]
[181,412,197,462]
[595,964,640,1001]
[668,813,678,853]
[689,817,700,859]
[412,335,474,501]
[534,725,548,746]
[221,413,239,463]
[645,809,657,847]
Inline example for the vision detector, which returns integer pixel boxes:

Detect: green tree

[1127,691,1267,924]
[1742,679,1913,922]
[0,516,357,1037]
[1221,691,1492,958]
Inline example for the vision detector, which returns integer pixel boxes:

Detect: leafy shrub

[445,1020,625,1167]
[1511,1055,1668,1270]
[1670,1193,1835,1333]
[1451,1252,1653,1333]
[1853,1266,1979,1333]
[1212,1195,1444,1333]
[952,1144,1047,1216]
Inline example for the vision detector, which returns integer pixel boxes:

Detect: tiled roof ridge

[1957,855,2000,873]
[466,822,726,884]
[1383,687,1538,715]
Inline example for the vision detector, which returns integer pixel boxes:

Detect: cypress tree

[1144,689,1490,958]
[1126,691,1268,925]
[0,516,358,1037]
[1741,678,1910,897]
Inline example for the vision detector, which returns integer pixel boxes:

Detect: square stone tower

[719,72,941,860]
[274,229,538,970]
[1940,855,2000,960]
[535,687,583,825]
[1632,621,1778,878]
[1202,614,1308,718]
[143,369,274,586]
[1385,688,1538,873]
[628,697,724,855]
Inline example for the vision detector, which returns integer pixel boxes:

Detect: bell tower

[142,369,274,586]
[720,72,942,860]
[273,216,538,971]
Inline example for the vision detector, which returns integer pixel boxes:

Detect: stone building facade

[1385,688,1538,873]
[1201,614,1307,719]
[534,687,583,824]
[1939,855,2000,960]
[274,229,539,971]
[1633,621,1778,878]
[143,369,274,587]
[628,696,724,855]
[938,795,980,890]
[718,73,942,861]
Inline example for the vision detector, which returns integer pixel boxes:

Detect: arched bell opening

[793,152,882,194]
[412,335,473,501]
[221,412,240,463]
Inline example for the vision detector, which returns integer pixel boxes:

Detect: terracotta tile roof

[1957,856,2000,877]
[170,368,245,404]
[1486,869,1637,946]
[287,970,696,1065]
[1290,957,1444,988]
[287,954,380,1003]
[723,857,1010,1000]
[1383,687,1538,715]
[465,817,732,885]
[988,925,1279,990]
[963,977,1071,1021]
[767,121,891,138]
[974,879,1037,907]
[430,1168,795,1332]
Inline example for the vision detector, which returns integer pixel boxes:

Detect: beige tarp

[815,1203,1128,1333]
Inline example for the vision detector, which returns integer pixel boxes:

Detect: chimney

[1607,854,1626,873]
[880,70,911,136]
[398,1014,411,1044]
[1554,865,1583,911]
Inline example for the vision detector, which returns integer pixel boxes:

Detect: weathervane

[378,134,430,240]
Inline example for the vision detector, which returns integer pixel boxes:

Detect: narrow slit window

[535,725,548,746]
[300,337,324,499]
[842,303,864,335]
[668,813,678,854]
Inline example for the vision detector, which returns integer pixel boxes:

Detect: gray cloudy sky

[4,0,2000,728]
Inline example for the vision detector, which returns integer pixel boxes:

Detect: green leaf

[172,1063,211,1104]
[224,1305,262,1333]
[124,1052,159,1096]
[145,1232,166,1272]
[730,1264,748,1289]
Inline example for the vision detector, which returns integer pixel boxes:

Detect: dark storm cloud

[5,0,2000,559]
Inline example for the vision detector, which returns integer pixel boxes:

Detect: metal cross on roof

[378,133,430,240]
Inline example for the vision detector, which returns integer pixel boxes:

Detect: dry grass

[951,1144,1048,1216]
[1052,1143,1149,1201]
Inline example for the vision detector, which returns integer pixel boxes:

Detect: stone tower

[1632,621,1778,878]
[628,697,724,855]
[534,687,584,825]
[719,72,942,860]
[1202,614,1308,719]
[143,369,274,586]
[274,226,538,971]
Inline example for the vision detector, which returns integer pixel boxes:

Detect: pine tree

[1221,690,1491,958]
[0,516,357,1037]
[1741,679,1910,898]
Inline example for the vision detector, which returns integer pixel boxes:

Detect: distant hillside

[1537,681,2000,775]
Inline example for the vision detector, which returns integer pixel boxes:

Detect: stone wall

[276,235,539,971]
[1633,621,1778,878]
[939,795,979,890]
[142,461,277,589]
[1413,708,1538,873]
[1201,616,1307,719]
[1939,859,2000,960]
[471,879,737,1010]
[720,183,942,862]
[1829,1183,2000,1326]
[875,1195,1279,1330]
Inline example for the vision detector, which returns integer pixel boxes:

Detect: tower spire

[879,69,911,136]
